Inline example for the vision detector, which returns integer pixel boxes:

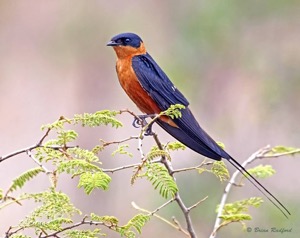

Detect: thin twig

[100,136,139,147]
[38,216,110,238]
[26,150,51,174]
[209,145,271,238]
[0,128,51,163]
[0,144,42,163]
[150,198,176,215]
[188,196,208,212]
[257,149,300,158]
[5,226,24,238]
[119,109,140,121]
[172,161,213,174]
[102,163,140,173]
[132,201,190,236]
[172,217,190,237]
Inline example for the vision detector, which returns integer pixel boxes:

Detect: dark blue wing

[131,53,231,160]
[131,53,290,217]
[132,53,189,110]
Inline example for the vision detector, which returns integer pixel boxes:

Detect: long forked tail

[227,156,291,218]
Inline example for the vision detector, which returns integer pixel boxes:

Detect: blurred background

[0,0,299,237]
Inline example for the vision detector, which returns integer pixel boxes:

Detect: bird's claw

[144,123,154,136]
[132,114,156,136]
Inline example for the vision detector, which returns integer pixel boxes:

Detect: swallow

[107,32,290,218]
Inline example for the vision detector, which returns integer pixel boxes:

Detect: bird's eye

[124,38,131,43]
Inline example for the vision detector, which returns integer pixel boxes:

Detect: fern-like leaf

[68,147,100,162]
[66,228,105,238]
[216,197,263,232]
[42,110,122,130]
[10,235,32,238]
[166,141,186,151]
[112,144,133,158]
[57,130,78,145]
[78,172,111,195]
[267,145,300,155]
[161,104,185,119]
[247,165,275,179]
[145,163,178,199]
[146,149,171,161]
[19,189,80,234]
[74,110,122,128]
[197,161,229,182]
[7,167,44,194]
[118,214,150,237]
[218,197,263,221]
[90,213,119,226]
[211,161,229,182]
[57,159,101,177]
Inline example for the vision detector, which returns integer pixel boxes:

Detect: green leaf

[19,189,80,233]
[74,110,122,128]
[41,110,123,130]
[211,161,230,182]
[57,159,101,177]
[78,172,111,195]
[112,144,133,158]
[216,141,226,150]
[146,149,171,161]
[197,161,229,182]
[66,228,105,238]
[216,197,263,232]
[7,167,44,194]
[118,214,150,236]
[218,197,263,219]
[68,147,100,162]
[90,213,119,225]
[267,145,300,156]
[247,165,275,179]
[90,213,149,237]
[41,116,69,130]
[166,141,186,151]
[10,235,32,238]
[161,104,185,119]
[35,146,65,163]
[145,163,178,199]
[57,130,78,144]
[219,213,252,221]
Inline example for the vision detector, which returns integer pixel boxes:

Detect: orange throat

[113,44,178,128]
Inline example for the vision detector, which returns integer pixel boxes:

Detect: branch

[38,216,109,238]
[0,143,41,164]
[209,145,272,238]
[152,133,198,238]
[1,128,50,163]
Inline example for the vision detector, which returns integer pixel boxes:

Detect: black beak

[106,40,120,46]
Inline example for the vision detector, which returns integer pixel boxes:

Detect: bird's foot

[132,114,156,136]
[143,122,155,136]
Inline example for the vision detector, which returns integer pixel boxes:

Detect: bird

[107,32,290,218]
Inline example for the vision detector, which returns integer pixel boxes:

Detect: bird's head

[107,33,146,59]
